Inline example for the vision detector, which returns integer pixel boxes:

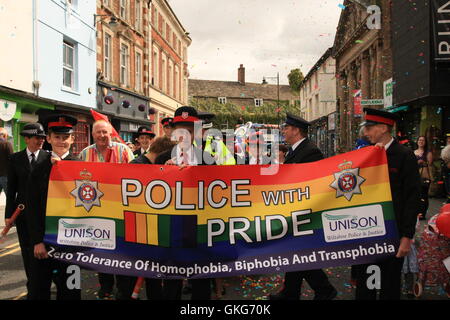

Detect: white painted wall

[36,0,96,108]
[300,55,337,122]
[0,1,34,93]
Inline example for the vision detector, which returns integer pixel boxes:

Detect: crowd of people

[1,105,450,300]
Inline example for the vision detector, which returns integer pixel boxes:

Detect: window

[103,0,110,7]
[120,43,129,86]
[63,41,75,89]
[166,23,170,41]
[72,121,89,156]
[168,62,172,96]
[161,57,166,91]
[152,49,158,87]
[218,97,227,104]
[135,51,142,91]
[120,0,128,20]
[254,99,263,107]
[135,0,141,31]
[153,8,158,27]
[174,67,178,99]
[104,33,112,80]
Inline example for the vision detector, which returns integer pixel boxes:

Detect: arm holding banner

[396,147,421,257]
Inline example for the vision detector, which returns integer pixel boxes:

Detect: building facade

[299,48,337,157]
[96,0,154,142]
[0,0,97,153]
[391,0,450,164]
[332,0,393,153]
[149,0,191,135]
[189,65,300,128]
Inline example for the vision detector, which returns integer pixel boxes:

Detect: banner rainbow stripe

[44,147,399,279]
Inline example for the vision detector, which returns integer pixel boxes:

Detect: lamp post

[93,14,120,36]
[262,72,280,124]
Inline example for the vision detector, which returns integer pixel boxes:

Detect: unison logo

[57,218,116,250]
[324,214,379,232]
[321,205,386,243]
[61,221,111,241]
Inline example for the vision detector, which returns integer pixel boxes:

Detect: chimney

[238,64,245,85]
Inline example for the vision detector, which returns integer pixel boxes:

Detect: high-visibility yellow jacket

[196,135,236,165]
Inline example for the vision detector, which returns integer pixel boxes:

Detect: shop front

[0,88,54,152]
[97,81,154,142]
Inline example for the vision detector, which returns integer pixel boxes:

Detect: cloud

[168,0,343,85]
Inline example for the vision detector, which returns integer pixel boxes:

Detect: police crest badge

[70,169,104,212]
[329,160,365,201]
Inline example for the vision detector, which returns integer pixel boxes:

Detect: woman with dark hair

[414,136,433,220]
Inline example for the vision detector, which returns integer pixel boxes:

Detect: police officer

[155,106,216,300]
[160,117,173,139]
[269,113,337,300]
[26,114,81,300]
[355,108,421,300]
[197,112,236,165]
[5,123,48,299]
[133,126,156,157]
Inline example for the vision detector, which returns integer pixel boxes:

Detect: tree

[288,68,304,92]
[190,98,301,129]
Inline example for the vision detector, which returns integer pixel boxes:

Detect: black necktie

[30,153,36,169]
[288,147,294,156]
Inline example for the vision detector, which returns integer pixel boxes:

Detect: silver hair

[441,145,450,164]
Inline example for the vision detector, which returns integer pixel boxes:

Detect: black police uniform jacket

[26,152,78,246]
[133,149,148,158]
[5,149,49,222]
[385,139,421,239]
[130,154,152,164]
[284,138,324,164]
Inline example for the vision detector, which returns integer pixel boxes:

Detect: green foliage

[288,68,304,92]
[190,98,301,129]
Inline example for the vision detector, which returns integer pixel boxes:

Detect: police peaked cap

[172,106,200,125]
[284,113,310,130]
[135,125,156,138]
[198,112,215,129]
[43,114,78,134]
[161,117,174,127]
[20,122,47,137]
[360,108,400,127]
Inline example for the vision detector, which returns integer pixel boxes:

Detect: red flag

[90,109,126,145]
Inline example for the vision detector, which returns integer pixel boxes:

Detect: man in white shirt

[5,122,48,299]
[355,107,421,300]
[155,106,216,300]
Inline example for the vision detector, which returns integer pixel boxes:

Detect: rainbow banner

[44,146,399,279]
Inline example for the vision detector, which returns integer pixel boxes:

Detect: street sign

[361,99,384,106]
[0,99,17,122]
[383,78,393,109]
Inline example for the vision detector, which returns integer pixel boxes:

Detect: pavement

[1,195,449,300]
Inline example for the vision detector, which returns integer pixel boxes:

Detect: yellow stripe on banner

[147,214,158,246]
[136,213,147,245]
[46,182,392,225]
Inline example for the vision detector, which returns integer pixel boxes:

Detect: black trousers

[283,269,334,298]
[15,217,33,299]
[355,256,404,300]
[419,183,430,217]
[98,273,139,300]
[159,279,210,300]
[191,279,211,300]
[28,257,81,300]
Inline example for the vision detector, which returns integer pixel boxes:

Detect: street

[1,193,448,301]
